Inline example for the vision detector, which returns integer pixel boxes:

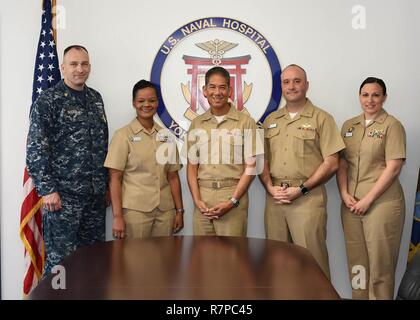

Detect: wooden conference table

[29,236,340,300]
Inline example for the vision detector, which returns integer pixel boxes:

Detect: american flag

[20,0,60,296]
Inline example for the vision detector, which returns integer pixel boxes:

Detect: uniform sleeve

[385,121,406,161]
[339,122,349,160]
[94,92,109,190]
[165,129,183,171]
[262,118,271,161]
[318,114,346,159]
[26,96,57,196]
[104,130,129,171]
[167,143,183,172]
[182,120,201,164]
[244,117,263,160]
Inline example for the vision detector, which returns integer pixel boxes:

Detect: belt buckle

[212,181,220,189]
[281,180,291,188]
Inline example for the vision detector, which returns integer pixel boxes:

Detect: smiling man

[26,45,109,276]
[259,64,345,278]
[186,66,262,236]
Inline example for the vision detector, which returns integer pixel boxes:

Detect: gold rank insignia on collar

[368,129,384,139]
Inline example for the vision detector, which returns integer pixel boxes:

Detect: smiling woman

[359,77,387,120]
[133,86,158,128]
[337,77,406,300]
[104,80,185,240]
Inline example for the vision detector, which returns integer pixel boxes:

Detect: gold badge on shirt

[345,126,354,137]
[368,129,385,139]
[297,123,315,132]
[157,133,173,142]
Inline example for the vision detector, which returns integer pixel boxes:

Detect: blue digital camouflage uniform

[26,79,109,276]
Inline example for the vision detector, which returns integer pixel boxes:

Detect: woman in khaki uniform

[104,80,184,239]
[337,77,406,300]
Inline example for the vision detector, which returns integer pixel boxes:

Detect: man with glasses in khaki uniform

[259,64,345,278]
[185,66,262,236]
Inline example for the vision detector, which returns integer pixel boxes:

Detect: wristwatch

[230,197,240,207]
[175,208,185,214]
[299,184,309,196]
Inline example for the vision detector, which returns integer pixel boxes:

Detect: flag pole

[52,0,57,43]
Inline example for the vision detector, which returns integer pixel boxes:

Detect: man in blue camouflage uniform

[26,45,108,276]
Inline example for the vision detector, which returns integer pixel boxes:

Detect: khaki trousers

[123,207,174,238]
[193,185,248,236]
[341,196,404,300]
[265,185,330,279]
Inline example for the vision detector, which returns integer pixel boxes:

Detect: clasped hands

[342,193,372,216]
[195,199,234,219]
[269,185,301,204]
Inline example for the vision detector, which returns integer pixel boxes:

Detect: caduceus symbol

[195,39,238,65]
[181,38,252,120]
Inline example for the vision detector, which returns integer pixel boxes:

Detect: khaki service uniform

[341,109,406,299]
[104,118,182,238]
[263,99,345,278]
[186,105,262,236]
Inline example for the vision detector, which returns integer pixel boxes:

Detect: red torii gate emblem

[181,53,252,120]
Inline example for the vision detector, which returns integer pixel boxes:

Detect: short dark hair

[205,66,230,87]
[359,77,387,95]
[63,45,89,56]
[132,79,158,101]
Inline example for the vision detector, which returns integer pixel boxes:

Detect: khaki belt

[272,177,304,188]
[198,179,239,189]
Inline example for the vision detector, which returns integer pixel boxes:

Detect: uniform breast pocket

[94,107,107,125]
[265,127,281,150]
[225,138,244,164]
[58,108,88,138]
[128,145,150,171]
[61,106,88,122]
[370,136,386,162]
[265,127,280,139]
[293,130,316,156]
[157,140,179,166]
[193,138,210,164]
[60,109,88,126]
[343,136,359,160]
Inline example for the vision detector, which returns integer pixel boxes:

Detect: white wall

[1,0,419,299]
